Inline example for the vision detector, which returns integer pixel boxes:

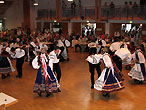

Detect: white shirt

[115,48,131,60]
[110,42,122,52]
[57,40,70,47]
[86,54,102,64]
[88,42,96,48]
[11,48,25,58]
[49,50,61,63]
[95,39,106,47]
[103,53,113,68]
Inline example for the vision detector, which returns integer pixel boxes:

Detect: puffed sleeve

[103,54,113,68]
[32,56,40,69]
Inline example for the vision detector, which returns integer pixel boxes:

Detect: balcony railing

[61,7,95,19]
[37,6,146,20]
[62,8,80,18]
[37,9,56,20]
[101,6,146,19]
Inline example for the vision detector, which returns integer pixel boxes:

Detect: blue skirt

[94,67,124,93]
[33,66,58,94]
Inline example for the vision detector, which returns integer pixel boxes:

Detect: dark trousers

[75,44,81,52]
[88,62,101,86]
[53,63,61,83]
[112,55,122,71]
[16,56,24,77]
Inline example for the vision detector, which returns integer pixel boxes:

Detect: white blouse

[102,53,113,68]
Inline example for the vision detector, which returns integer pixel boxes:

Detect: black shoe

[46,93,50,97]
[91,85,94,89]
[138,81,143,84]
[106,93,110,97]
[7,73,11,77]
[58,88,61,92]
[38,92,42,97]
[16,75,22,78]
[2,74,6,79]
[102,93,110,97]
[134,79,138,83]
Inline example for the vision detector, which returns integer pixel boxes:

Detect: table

[0,93,18,110]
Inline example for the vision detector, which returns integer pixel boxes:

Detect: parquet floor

[0,48,146,110]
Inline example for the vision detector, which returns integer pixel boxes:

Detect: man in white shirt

[86,51,102,89]
[49,47,62,92]
[112,44,131,72]
[10,47,25,78]
[57,36,70,61]
[109,38,122,55]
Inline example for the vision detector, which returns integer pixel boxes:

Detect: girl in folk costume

[32,49,59,97]
[128,46,146,84]
[94,48,125,97]
[0,47,15,79]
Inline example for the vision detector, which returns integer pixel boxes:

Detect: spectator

[128,1,133,17]
[103,2,109,17]
[109,2,115,17]
[71,1,76,16]
[123,1,129,17]
[62,0,67,12]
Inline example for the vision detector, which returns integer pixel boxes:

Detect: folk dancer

[9,47,25,78]
[0,47,15,79]
[49,47,62,92]
[86,53,102,89]
[109,39,122,55]
[94,48,125,97]
[128,46,146,84]
[112,44,131,80]
[32,50,59,97]
[57,36,70,61]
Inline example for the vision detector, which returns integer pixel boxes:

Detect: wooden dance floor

[0,48,146,110]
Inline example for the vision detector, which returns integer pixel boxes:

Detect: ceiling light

[86,20,89,23]
[34,2,38,6]
[0,0,4,3]
[54,20,57,22]
[68,0,73,1]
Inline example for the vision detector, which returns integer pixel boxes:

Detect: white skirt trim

[128,64,144,81]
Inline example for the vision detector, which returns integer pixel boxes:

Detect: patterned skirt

[128,63,146,81]
[33,66,58,94]
[94,67,124,93]
[0,56,12,74]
